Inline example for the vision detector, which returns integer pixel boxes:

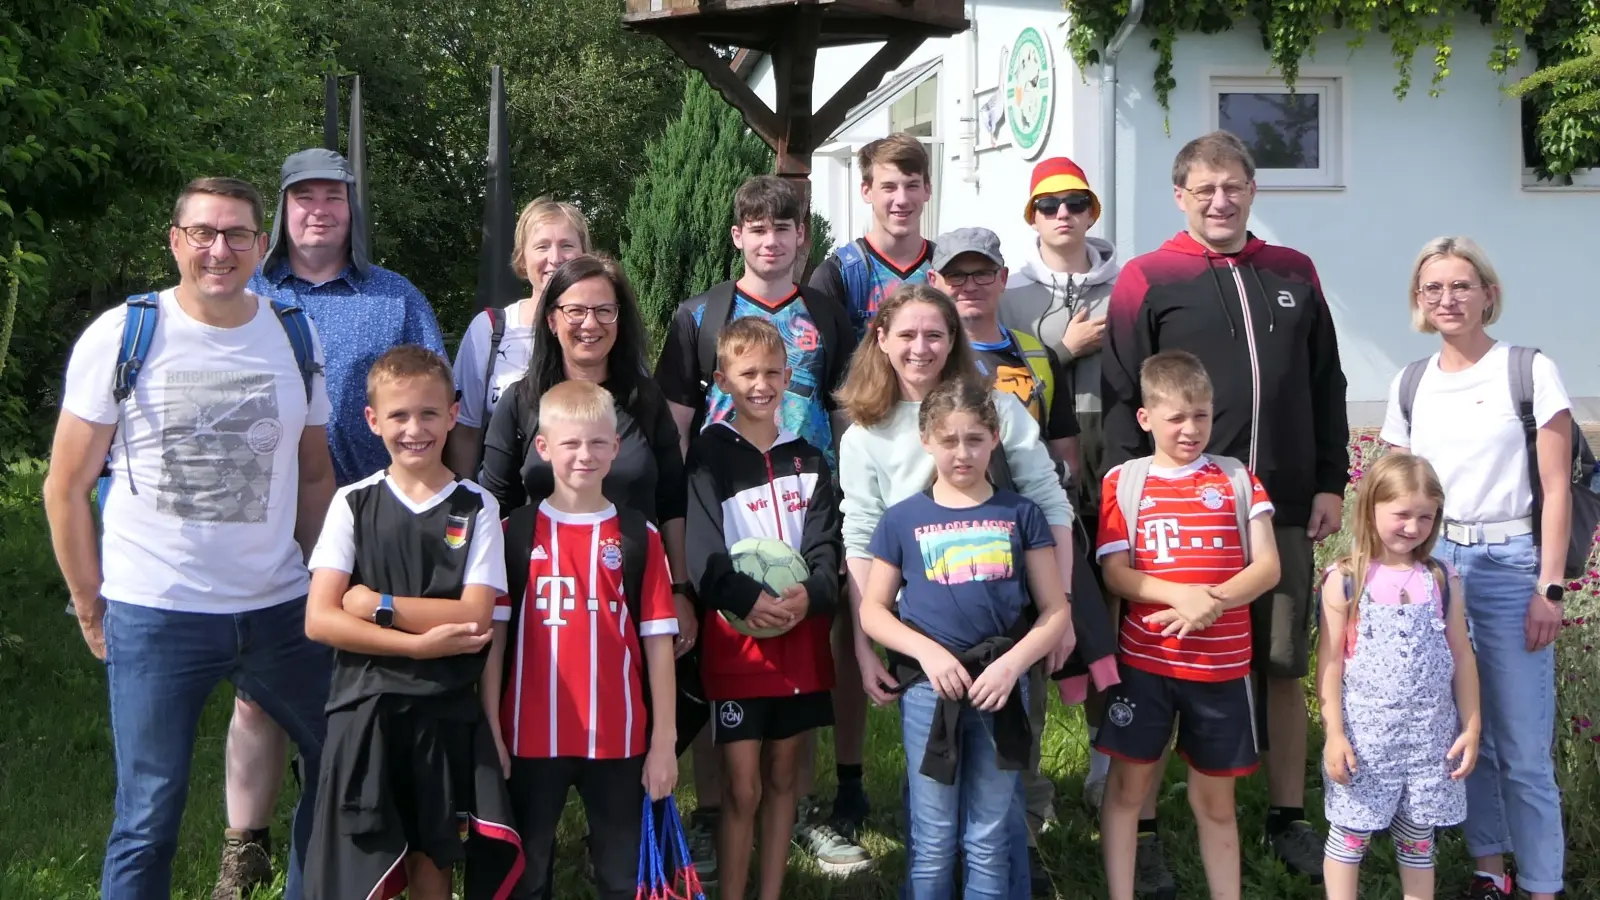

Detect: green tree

[1514,33,1600,178]
[621,73,776,347]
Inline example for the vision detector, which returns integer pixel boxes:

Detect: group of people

[39,125,1572,900]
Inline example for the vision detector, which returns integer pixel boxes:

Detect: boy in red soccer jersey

[481,379,679,900]
[1094,351,1281,900]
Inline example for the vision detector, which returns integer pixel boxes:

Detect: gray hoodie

[1001,236,1118,413]
[1002,237,1119,509]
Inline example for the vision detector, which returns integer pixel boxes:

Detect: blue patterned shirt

[250,262,446,486]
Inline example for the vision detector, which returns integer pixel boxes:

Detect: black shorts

[1093,664,1259,777]
[711,691,834,744]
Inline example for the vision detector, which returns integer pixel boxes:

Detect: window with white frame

[1209,75,1344,188]
[889,74,939,138]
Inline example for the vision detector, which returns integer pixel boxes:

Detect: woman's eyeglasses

[1417,281,1483,305]
[1031,193,1094,218]
[554,303,620,325]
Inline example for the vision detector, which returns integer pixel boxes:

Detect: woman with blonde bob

[446,198,591,476]
[835,283,1105,896]
[1379,236,1571,900]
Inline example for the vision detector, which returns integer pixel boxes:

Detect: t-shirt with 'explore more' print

[867,489,1055,652]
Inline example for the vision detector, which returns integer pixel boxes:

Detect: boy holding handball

[685,316,844,900]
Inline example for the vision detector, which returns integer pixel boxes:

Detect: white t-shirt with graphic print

[1380,342,1571,523]
[62,289,333,614]
[451,302,535,429]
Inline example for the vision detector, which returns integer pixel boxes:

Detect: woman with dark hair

[480,254,695,654]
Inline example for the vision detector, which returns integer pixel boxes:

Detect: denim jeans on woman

[101,597,332,900]
[900,680,1027,900]
[1435,534,1564,895]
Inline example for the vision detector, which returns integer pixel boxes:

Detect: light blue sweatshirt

[838,391,1074,559]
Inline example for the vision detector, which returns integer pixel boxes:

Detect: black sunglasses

[1032,193,1094,218]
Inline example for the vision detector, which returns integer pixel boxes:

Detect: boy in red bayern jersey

[481,380,679,900]
[1094,351,1281,900]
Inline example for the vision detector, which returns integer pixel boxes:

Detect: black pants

[508,755,644,900]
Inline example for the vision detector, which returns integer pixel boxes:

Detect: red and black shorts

[1092,664,1259,777]
[711,691,834,745]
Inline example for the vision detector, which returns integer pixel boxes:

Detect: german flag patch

[444,514,470,550]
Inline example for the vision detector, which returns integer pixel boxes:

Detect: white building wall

[745,14,1600,414]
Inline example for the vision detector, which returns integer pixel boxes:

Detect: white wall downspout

[1098,0,1145,256]
[962,3,980,184]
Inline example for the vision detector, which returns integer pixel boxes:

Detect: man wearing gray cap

[220,148,444,898]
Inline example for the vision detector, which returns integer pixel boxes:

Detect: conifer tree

[622,72,835,350]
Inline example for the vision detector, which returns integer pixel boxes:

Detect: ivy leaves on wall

[1061,0,1600,175]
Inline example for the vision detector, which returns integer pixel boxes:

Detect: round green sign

[1004,27,1055,160]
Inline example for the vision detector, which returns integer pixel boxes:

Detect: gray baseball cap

[931,227,1005,271]
[278,148,356,189]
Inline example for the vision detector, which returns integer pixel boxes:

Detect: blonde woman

[1379,236,1570,900]
[446,198,590,476]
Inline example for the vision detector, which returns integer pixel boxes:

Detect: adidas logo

[1138,496,1157,510]
[530,545,548,561]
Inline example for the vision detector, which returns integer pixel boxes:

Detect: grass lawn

[0,458,1588,899]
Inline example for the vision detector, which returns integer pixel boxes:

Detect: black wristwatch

[1540,582,1566,603]
[671,580,695,600]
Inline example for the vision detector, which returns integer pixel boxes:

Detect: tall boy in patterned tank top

[1093,351,1282,900]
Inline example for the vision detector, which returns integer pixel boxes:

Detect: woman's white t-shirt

[1379,342,1571,523]
[451,302,534,428]
[62,289,333,613]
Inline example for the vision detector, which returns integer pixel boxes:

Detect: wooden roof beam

[658,32,784,147]
[812,33,925,144]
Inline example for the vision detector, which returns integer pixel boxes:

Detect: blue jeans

[1436,535,1564,894]
[101,598,332,900]
[900,682,1023,900]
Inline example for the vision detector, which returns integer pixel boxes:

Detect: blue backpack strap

[1397,358,1429,433]
[835,239,870,329]
[269,301,320,403]
[113,292,162,403]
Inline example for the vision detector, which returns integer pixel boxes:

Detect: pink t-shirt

[1325,560,1457,607]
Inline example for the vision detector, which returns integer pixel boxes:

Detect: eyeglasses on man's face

[1181,182,1250,203]
[940,269,1000,288]
[554,302,620,325]
[173,224,262,252]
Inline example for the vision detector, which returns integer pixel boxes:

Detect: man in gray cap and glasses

[218,148,445,898]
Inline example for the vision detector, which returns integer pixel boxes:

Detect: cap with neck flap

[263,148,371,278]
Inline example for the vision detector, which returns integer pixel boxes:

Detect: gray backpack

[1397,346,1599,579]
[1113,455,1258,565]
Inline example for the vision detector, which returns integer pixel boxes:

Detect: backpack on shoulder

[1113,455,1257,565]
[692,281,850,396]
[1398,346,1600,578]
[1005,330,1057,421]
[483,306,507,425]
[97,292,320,510]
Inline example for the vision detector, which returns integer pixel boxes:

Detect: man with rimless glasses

[43,177,337,900]
[1099,130,1350,896]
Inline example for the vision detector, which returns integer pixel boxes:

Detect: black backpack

[692,281,851,408]
[1398,346,1600,579]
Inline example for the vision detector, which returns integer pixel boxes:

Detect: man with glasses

[1100,130,1349,894]
[230,148,445,898]
[929,227,1077,899]
[42,177,337,900]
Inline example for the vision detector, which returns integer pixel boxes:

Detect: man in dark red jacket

[1101,130,1349,889]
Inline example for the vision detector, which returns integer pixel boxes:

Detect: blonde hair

[717,316,787,370]
[1333,452,1447,654]
[366,344,454,406]
[1407,236,1502,333]
[511,197,591,282]
[1139,350,1213,408]
[537,379,617,434]
[835,284,980,428]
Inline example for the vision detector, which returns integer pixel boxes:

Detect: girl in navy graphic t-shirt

[858,376,1074,899]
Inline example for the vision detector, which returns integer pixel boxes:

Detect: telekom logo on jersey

[1140,517,1228,563]
[534,575,611,626]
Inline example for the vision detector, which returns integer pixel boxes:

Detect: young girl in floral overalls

[1317,452,1482,900]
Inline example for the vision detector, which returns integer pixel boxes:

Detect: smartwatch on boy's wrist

[671,581,695,600]
[1539,582,1566,604]
[374,593,396,628]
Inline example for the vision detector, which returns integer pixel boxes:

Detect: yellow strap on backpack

[1010,329,1056,423]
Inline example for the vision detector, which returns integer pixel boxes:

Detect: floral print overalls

[1324,563,1468,832]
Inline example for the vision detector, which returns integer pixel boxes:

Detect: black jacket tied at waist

[887,616,1033,786]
